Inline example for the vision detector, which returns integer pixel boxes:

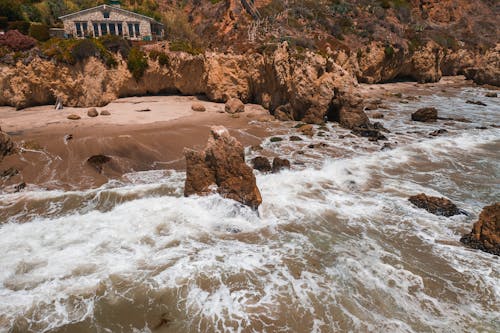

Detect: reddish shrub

[0,30,36,51]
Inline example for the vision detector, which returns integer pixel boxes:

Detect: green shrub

[8,21,30,34]
[127,47,148,81]
[149,50,169,67]
[71,39,100,62]
[384,45,395,58]
[169,40,203,55]
[99,34,131,58]
[29,23,50,42]
[41,38,117,67]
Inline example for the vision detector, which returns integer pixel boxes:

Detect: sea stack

[184,126,262,210]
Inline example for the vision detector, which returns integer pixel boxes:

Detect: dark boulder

[409,193,461,217]
[87,155,112,173]
[272,157,291,173]
[411,107,438,122]
[251,156,272,173]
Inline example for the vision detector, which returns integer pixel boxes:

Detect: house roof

[59,5,163,26]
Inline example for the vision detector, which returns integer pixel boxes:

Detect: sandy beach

[0,95,274,190]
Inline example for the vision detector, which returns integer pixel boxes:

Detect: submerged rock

[411,107,438,122]
[466,100,487,106]
[87,155,112,173]
[299,124,314,136]
[272,157,291,173]
[409,193,460,217]
[251,156,272,173]
[485,92,497,98]
[224,98,245,114]
[460,203,499,256]
[184,126,262,209]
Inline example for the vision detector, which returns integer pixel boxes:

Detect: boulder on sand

[191,103,206,112]
[224,98,245,114]
[100,110,111,116]
[460,203,499,256]
[67,114,81,120]
[184,126,262,209]
[87,108,98,117]
[409,193,461,217]
[87,155,111,173]
[411,107,438,122]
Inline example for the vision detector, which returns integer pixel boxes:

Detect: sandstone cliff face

[0,43,357,124]
[356,41,443,84]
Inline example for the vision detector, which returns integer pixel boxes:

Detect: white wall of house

[61,5,159,40]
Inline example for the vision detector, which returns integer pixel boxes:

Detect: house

[59,3,164,41]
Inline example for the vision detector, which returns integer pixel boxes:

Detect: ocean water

[0,86,499,332]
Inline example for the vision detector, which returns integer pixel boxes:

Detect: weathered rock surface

[327,88,370,129]
[67,114,81,120]
[409,193,460,217]
[0,129,15,161]
[464,45,500,87]
[87,108,98,117]
[411,107,438,122]
[100,110,111,116]
[184,126,262,209]
[225,98,245,114]
[251,156,271,173]
[460,203,499,256]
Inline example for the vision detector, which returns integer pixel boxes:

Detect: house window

[134,23,140,37]
[75,22,82,37]
[117,23,123,36]
[103,11,110,19]
[128,23,134,37]
[82,22,88,36]
[109,23,116,35]
[100,23,108,35]
[93,23,99,37]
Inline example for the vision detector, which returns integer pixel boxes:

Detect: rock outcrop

[409,193,461,217]
[224,98,245,114]
[184,126,262,209]
[460,203,499,256]
[464,45,500,87]
[411,107,438,122]
[0,129,15,161]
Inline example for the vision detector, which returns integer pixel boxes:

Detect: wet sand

[0,96,274,191]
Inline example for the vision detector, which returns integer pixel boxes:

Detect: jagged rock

[411,107,438,122]
[272,157,291,173]
[328,89,370,129]
[299,124,314,136]
[191,103,206,112]
[87,108,98,117]
[464,45,500,87]
[0,129,15,161]
[466,100,487,106]
[251,156,272,172]
[485,92,497,98]
[14,182,26,192]
[225,98,245,114]
[430,129,448,136]
[409,193,460,217]
[87,155,111,173]
[100,110,111,116]
[67,114,81,120]
[270,137,283,143]
[184,126,262,209]
[460,203,499,256]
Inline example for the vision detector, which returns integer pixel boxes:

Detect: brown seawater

[0,85,499,332]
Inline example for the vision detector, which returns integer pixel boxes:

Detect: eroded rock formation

[184,126,262,209]
[0,129,15,161]
[461,203,499,256]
